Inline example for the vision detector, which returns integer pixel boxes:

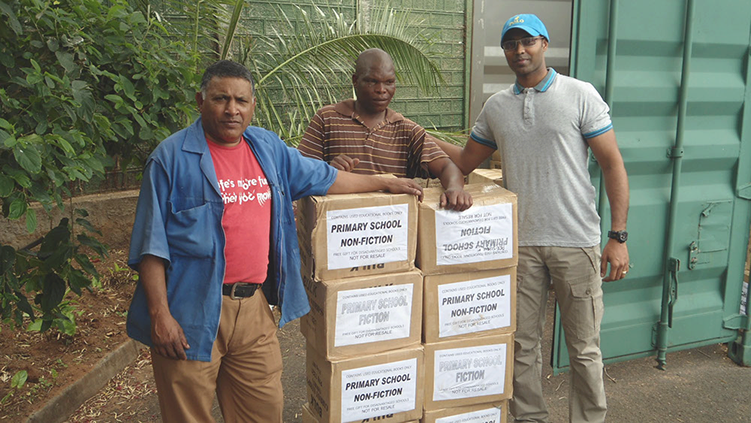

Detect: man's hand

[330,155,360,172]
[601,240,629,282]
[150,310,190,360]
[386,178,424,202]
[440,188,472,211]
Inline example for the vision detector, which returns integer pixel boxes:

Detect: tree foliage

[0,0,199,331]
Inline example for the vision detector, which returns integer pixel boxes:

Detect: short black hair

[200,60,255,94]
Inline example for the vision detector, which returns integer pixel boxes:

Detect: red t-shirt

[207,138,272,284]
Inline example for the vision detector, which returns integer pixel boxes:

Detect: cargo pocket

[562,276,603,341]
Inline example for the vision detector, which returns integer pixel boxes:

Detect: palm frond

[235,3,446,144]
[130,0,235,61]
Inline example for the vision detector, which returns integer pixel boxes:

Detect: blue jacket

[126,118,338,361]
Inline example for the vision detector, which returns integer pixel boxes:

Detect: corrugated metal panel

[554,0,751,371]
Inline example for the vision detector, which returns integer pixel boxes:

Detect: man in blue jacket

[126,60,423,422]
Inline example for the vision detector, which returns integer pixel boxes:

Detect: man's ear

[542,38,549,52]
[195,92,204,110]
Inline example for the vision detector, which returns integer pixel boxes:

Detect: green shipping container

[552,0,751,372]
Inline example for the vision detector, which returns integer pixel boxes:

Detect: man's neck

[516,67,549,89]
[353,100,387,129]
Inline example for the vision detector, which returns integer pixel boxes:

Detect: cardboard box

[422,401,508,423]
[303,403,419,423]
[413,177,444,188]
[302,270,423,359]
[417,184,517,275]
[307,344,424,423]
[423,268,516,343]
[424,334,514,411]
[302,402,317,423]
[466,169,503,186]
[297,191,418,280]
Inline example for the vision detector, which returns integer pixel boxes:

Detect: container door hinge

[738,183,751,200]
[723,314,750,331]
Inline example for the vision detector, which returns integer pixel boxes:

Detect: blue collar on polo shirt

[513,68,557,95]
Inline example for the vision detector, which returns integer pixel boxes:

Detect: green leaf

[6,168,31,188]
[0,118,11,130]
[74,254,98,276]
[0,245,16,273]
[11,371,28,389]
[0,1,22,35]
[0,174,13,197]
[16,294,34,320]
[13,143,42,174]
[55,51,77,74]
[119,74,136,100]
[27,319,42,332]
[2,130,16,148]
[67,271,91,295]
[25,208,37,234]
[8,197,27,220]
[41,273,67,313]
[77,234,107,256]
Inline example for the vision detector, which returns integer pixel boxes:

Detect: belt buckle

[229,283,241,300]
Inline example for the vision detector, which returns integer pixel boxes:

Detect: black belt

[223,283,261,299]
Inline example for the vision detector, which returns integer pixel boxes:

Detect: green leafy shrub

[0,0,199,332]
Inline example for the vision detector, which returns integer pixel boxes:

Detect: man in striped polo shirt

[298,48,472,211]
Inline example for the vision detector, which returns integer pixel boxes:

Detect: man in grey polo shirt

[437,14,629,423]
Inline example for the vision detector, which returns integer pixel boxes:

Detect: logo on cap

[510,15,524,25]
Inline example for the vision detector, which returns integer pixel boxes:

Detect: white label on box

[438,275,511,338]
[335,284,414,347]
[434,203,513,266]
[435,407,503,423]
[433,343,507,401]
[340,358,418,422]
[326,204,409,270]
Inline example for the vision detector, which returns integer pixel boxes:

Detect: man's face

[196,76,255,146]
[353,61,396,115]
[503,28,548,80]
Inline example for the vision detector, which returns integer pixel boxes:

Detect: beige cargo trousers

[510,245,607,423]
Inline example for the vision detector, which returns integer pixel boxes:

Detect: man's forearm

[431,157,465,191]
[139,254,171,319]
[603,166,629,230]
[328,171,389,194]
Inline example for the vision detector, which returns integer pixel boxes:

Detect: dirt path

[61,297,751,423]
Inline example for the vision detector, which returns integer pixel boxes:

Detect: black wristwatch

[608,230,628,243]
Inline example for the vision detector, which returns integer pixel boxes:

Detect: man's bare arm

[328,171,424,201]
[588,130,630,282]
[139,254,190,359]
[434,138,495,176]
[426,157,472,211]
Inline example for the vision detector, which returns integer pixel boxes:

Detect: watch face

[618,232,628,242]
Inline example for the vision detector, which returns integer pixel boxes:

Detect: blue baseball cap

[501,14,549,43]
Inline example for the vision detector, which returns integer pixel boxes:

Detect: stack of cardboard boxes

[297,171,516,423]
[297,189,424,423]
[416,182,517,423]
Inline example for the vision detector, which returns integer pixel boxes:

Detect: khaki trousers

[151,292,284,423]
[510,246,607,423]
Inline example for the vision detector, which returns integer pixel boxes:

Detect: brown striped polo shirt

[298,99,448,178]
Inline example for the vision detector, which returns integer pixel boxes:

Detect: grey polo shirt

[471,69,613,247]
